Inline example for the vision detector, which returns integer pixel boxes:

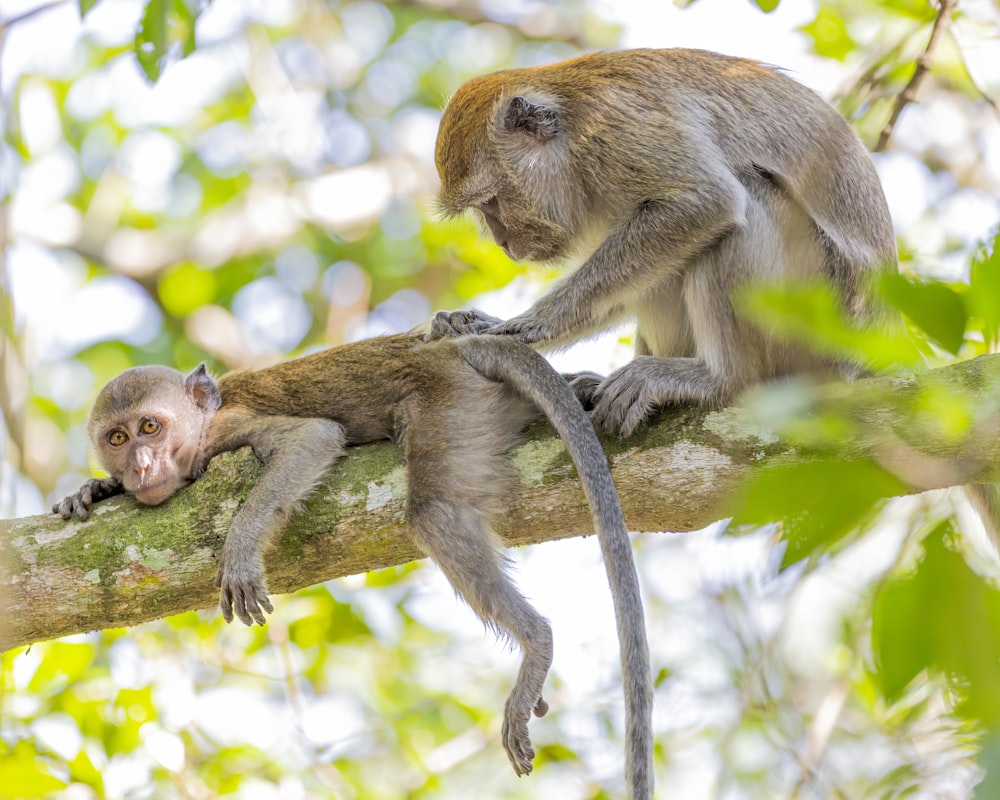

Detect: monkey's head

[435,71,585,263]
[87,365,222,506]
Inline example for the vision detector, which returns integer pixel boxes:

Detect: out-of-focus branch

[875,0,959,152]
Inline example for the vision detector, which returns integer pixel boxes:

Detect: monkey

[427,48,898,435]
[53,332,654,799]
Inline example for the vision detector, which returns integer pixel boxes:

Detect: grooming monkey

[429,48,897,433]
[53,333,654,798]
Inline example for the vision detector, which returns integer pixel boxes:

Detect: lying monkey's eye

[108,430,128,447]
[139,418,161,435]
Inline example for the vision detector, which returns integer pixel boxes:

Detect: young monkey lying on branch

[54,332,654,799]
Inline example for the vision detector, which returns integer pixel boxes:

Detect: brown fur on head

[435,67,588,263]
[88,365,221,506]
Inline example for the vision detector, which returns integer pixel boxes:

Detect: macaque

[54,333,653,799]
[429,48,896,435]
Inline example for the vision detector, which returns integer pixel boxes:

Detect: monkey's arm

[52,477,125,521]
[215,415,346,625]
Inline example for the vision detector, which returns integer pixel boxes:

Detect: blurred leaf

[873,521,1000,722]
[79,0,100,17]
[0,747,67,796]
[738,280,922,369]
[800,4,855,60]
[969,231,1000,349]
[881,273,967,355]
[135,0,168,83]
[729,459,906,566]
[159,263,218,317]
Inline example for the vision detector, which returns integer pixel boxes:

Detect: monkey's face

[98,412,200,505]
[88,365,221,506]
[473,194,570,263]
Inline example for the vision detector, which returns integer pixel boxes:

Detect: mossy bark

[2,354,999,652]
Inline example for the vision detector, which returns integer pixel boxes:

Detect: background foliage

[2,0,1000,797]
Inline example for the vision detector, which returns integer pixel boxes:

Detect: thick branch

[2,354,1000,652]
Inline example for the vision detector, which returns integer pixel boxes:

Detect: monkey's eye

[139,418,161,436]
[108,430,128,447]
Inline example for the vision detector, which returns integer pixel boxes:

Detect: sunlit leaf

[800,5,855,60]
[135,0,168,83]
[881,273,967,355]
[970,230,1000,349]
[728,459,907,566]
[752,0,780,11]
[0,747,67,796]
[873,521,1000,722]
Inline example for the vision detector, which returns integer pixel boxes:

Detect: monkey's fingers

[563,372,604,410]
[501,712,535,776]
[591,369,659,438]
[426,309,503,340]
[218,588,235,624]
[485,315,549,346]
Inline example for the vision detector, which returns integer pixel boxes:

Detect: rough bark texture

[2,354,999,652]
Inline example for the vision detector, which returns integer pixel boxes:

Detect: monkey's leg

[408,497,553,776]
[400,396,551,776]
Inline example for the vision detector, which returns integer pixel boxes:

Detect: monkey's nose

[134,446,154,474]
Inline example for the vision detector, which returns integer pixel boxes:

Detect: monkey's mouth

[131,477,183,506]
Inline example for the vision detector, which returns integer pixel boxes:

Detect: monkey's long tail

[457,335,654,800]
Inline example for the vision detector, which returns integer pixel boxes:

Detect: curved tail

[456,335,654,799]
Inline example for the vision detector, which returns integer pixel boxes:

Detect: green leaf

[800,5,855,61]
[728,459,907,566]
[881,273,968,355]
[969,231,1000,349]
[873,521,1000,722]
[752,0,780,11]
[79,0,101,17]
[0,751,67,796]
[135,0,168,84]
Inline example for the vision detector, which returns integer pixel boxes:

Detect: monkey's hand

[502,693,549,776]
[590,357,675,438]
[425,308,504,340]
[52,477,124,520]
[482,313,555,346]
[215,557,274,626]
[563,371,604,410]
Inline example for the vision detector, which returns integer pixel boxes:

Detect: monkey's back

[437,48,896,273]
[217,335,491,446]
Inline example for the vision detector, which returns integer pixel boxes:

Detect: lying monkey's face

[87,365,220,506]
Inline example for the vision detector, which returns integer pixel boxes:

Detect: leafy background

[2,0,1000,797]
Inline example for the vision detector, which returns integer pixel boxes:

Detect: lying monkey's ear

[185,364,222,411]
[502,95,560,140]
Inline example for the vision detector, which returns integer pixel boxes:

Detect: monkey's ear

[185,364,222,411]
[502,95,560,141]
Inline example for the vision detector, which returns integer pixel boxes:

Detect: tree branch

[3,354,1000,652]
[875,0,958,152]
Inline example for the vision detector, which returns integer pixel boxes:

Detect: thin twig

[0,0,68,34]
[875,0,959,152]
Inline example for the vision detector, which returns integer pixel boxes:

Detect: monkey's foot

[426,309,503,340]
[215,564,274,626]
[501,693,548,776]
[563,371,604,410]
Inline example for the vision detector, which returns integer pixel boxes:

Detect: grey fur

[431,48,897,436]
